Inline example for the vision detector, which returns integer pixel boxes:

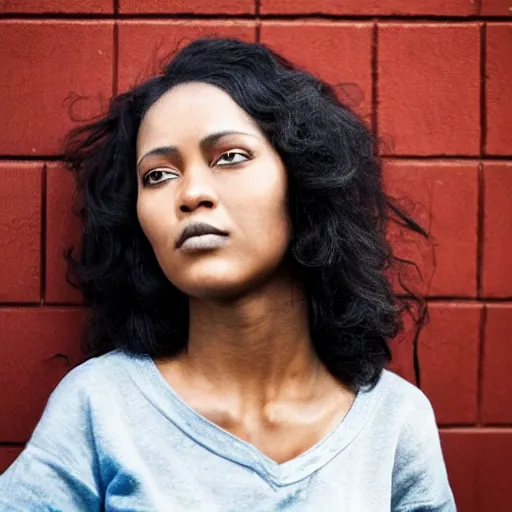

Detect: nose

[177,164,218,215]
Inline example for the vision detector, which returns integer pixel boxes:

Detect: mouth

[176,222,229,251]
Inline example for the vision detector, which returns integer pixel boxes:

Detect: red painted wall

[0,1,511,510]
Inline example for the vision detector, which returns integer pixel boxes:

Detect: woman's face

[136,82,291,299]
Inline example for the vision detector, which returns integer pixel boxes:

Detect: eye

[215,151,251,167]
[142,169,178,187]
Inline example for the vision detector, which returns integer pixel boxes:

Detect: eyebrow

[136,130,258,168]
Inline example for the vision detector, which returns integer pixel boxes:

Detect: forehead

[137,82,260,153]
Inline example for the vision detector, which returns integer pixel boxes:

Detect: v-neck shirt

[0,348,456,511]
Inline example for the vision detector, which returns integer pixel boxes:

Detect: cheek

[227,164,291,248]
[136,195,176,251]
[136,198,154,243]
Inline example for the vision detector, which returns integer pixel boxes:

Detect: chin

[168,261,253,300]
[180,279,254,302]
[175,269,285,303]
[164,250,288,301]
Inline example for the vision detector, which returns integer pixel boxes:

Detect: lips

[175,222,229,249]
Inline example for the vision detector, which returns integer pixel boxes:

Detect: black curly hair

[63,37,429,392]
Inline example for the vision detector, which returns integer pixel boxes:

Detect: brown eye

[215,151,250,167]
[142,169,178,187]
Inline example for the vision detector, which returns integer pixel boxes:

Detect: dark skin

[136,82,355,464]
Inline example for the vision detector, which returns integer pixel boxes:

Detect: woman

[0,38,455,511]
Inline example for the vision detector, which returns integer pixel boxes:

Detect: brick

[46,163,84,304]
[481,304,512,424]
[486,24,512,155]
[481,0,512,15]
[0,21,113,155]
[475,431,512,509]
[391,303,482,426]
[378,24,480,156]
[117,21,256,92]
[482,162,512,297]
[0,308,87,442]
[0,446,24,474]
[119,0,254,14]
[383,160,478,297]
[261,0,476,15]
[441,430,512,511]
[0,162,42,303]
[260,22,373,120]
[418,303,481,424]
[0,0,112,12]
[440,430,478,512]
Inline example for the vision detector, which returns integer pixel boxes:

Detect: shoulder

[48,348,134,399]
[375,372,457,510]
[374,369,436,423]
[29,349,136,441]
[360,369,440,450]
[378,369,431,404]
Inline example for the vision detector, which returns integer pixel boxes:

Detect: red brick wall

[0,1,511,510]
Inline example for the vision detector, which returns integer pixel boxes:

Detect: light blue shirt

[0,349,456,511]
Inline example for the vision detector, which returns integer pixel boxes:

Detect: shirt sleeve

[0,365,102,511]
[391,390,457,512]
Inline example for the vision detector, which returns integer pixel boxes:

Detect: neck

[180,272,325,401]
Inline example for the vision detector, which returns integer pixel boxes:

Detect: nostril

[179,196,215,214]
[180,200,214,213]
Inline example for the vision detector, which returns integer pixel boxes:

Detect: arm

[0,366,102,511]
[391,391,456,512]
